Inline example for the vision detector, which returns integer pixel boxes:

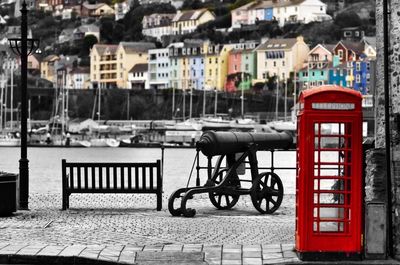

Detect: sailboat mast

[10,60,14,131]
[98,82,101,122]
[0,74,4,131]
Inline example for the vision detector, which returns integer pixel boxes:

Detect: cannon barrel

[196,131,293,157]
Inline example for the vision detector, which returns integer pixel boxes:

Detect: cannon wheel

[168,189,184,216]
[208,171,240,210]
[250,172,283,214]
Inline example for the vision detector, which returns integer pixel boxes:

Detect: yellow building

[172,9,215,35]
[40,55,60,84]
[203,42,233,90]
[116,42,155,88]
[90,44,119,88]
[90,42,155,88]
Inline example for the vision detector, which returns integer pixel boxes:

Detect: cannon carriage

[168,131,293,217]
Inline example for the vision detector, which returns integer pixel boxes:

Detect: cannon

[168,131,293,217]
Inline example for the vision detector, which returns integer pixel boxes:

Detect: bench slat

[128,166,132,189]
[99,166,103,189]
[150,165,154,190]
[121,166,125,190]
[113,166,117,190]
[84,166,88,189]
[77,166,81,189]
[70,167,74,189]
[135,167,139,190]
[142,166,146,189]
[91,166,95,189]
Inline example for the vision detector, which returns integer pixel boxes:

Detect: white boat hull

[90,138,120,147]
[0,138,20,147]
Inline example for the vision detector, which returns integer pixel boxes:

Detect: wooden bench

[62,159,162,211]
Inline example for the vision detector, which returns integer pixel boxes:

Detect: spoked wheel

[250,172,283,214]
[208,171,240,210]
[168,189,185,216]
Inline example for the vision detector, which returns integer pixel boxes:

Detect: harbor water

[0,147,297,195]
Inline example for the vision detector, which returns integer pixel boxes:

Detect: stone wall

[376,0,400,258]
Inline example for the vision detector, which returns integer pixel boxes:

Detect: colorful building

[297,44,333,89]
[254,36,309,84]
[116,42,155,88]
[231,0,330,29]
[148,48,170,90]
[171,9,215,35]
[226,42,258,92]
[328,60,348,87]
[90,44,119,88]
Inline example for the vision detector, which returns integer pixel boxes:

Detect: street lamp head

[8,38,40,56]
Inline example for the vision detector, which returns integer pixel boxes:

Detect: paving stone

[118,247,136,262]
[162,244,183,252]
[124,245,144,252]
[281,243,295,251]
[243,245,261,251]
[222,259,241,265]
[58,245,86,256]
[136,251,204,261]
[36,245,66,256]
[143,245,164,252]
[17,245,47,256]
[263,257,286,264]
[243,251,261,258]
[205,257,222,265]
[282,250,298,258]
[223,248,242,253]
[263,252,283,259]
[222,252,241,260]
[0,244,27,255]
[0,243,9,250]
[242,257,262,265]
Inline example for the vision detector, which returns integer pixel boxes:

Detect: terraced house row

[87,36,376,96]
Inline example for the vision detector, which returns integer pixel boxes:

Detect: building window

[273,61,276,67]
[356,74,360,83]
[245,64,249,71]
[120,53,123,59]
[209,58,212,64]
[338,50,343,59]
[356,62,361,71]
[282,61,285,66]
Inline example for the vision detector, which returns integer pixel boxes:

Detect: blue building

[328,56,347,87]
[351,55,370,95]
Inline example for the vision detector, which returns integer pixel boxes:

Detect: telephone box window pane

[319,207,345,218]
[318,193,346,205]
[320,222,345,232]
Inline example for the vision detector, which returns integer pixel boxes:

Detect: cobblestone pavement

[1,193,396,264]
[0,192,298,264]
[0,193,295,246]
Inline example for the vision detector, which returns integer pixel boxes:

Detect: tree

[334,11,362,28]
[80,34,98,57]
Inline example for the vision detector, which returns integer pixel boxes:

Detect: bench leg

[157,193,162,211]
[62,192,67,210]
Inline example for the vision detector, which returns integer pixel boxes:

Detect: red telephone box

[296,85,363,260]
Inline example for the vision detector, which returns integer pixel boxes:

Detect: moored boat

[90,138,120,147]
[0,135,20,147]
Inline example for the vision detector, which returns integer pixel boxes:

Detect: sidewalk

[0,193,398,265]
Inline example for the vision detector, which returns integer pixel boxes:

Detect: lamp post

[8,0,40,210]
